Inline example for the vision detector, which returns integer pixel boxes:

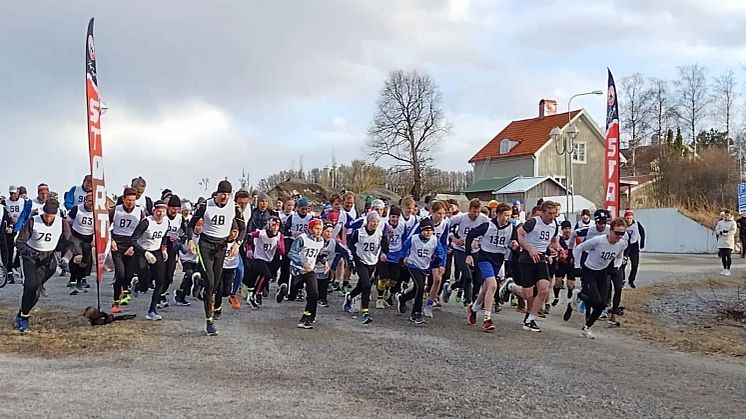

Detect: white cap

[9,185,18,193]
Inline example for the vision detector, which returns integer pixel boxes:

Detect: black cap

[561,220,572,229]
[217,180,232,194]
[168,195,181,208]
[418,217,434,231]
[594,208,609,222]
[18,186,27,194]
[153,200,167,209]
[388,206,402,217]
[43,199,59,215]
[161,189,173,199]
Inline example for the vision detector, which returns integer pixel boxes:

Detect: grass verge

[622,277,746,357]
[0,304,162,358]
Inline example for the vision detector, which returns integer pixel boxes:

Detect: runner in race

[570,217,629,338]
[13,199,71,333]
[67,192,94,295]
[465,203,516,332]
[395,218,446,325]
[510,200,561,332]
[131,200,170,321]
[109,188,145,313]
[287,218,325,329]
[344,211,388,324]
[187,180,245,336]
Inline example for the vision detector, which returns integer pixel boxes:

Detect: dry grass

[678,207,718,230]
[0,304,163,358]
[622,277,746,357]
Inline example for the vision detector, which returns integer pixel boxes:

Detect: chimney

[539,99,557,118]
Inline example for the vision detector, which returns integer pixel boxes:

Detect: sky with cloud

[3,0,746,199]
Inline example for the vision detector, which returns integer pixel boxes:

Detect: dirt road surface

[0,253,744,418]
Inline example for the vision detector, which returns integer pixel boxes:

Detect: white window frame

[552,176,567,188]
[572,142,587,164]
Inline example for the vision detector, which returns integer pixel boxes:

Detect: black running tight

[719,248,732,269]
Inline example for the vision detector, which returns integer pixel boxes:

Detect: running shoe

[563,303,573,321]
[441,281,452,304]
[455,289,463,303]
[375,298,386,309]
[262,288,269,298]
[725,269,732,276]
[410,313,425,324]
[395,293,406,314]
[229,295,241,310]
[146,310,162,321]
[423,299,434,318]
[319,300,330,308]
[111,304,122,314]
[297,316,313,329]
[607,318,621,328]
[599,308,608,319]
[342,292,352,313]
[17,316,29,333]
[499,278,514,303]
[544,304,551,314]
[70,287,79,295]
[213,308,222,321]
[255,292,263,306]
[580,326,595,339]
[206,320,218,336]
[362,313,373,325]
[483,319,495,332]
[12,314,21,330]
[248,294,260,309]
[156,301,169,310]
[276,283,287,303]
[551,298,559,307]
[466,303,477,325]
[385,294,395,307]
[522,320,541,332]
[628,280,636,289]
[82,279,91,289]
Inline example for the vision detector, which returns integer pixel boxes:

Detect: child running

[395,218,446,324]
[287,218,325,329]
[344,211,389,324]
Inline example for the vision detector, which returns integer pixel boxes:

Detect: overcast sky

[4,0,746,199]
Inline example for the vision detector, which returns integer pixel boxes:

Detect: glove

[144,251,157,265]
[162,250,169,262]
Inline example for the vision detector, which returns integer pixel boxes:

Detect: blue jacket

[13,199,34,234]
[398,233,446,270]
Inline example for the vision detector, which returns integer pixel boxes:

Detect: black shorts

[516,261,550,288]
[377,261,402,283]
[554,261,573,280]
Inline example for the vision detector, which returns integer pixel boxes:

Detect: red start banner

[85,18,110,285]
[603,68,620,217]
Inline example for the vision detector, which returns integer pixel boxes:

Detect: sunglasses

[613,230,626,237]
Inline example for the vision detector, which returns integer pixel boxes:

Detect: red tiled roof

[469,110,581,163]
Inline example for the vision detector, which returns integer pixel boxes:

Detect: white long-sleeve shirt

[573,234,628,271]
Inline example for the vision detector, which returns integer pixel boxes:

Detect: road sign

[739,183,746,213]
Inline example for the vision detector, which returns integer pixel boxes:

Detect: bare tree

[619,73,654,175]
[337,160,386,192]
[712,69,738,140]
[367,70,451,199]
[673,64,709,153]
[648,78,672,145]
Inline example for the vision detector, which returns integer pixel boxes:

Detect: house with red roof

[467,99,615,207]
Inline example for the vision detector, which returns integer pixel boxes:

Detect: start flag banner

[603,68,620,216]
[85,18,110,286]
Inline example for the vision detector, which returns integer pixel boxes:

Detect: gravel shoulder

[0,255,745,418]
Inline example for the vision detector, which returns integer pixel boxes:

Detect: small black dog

[83,306,136,326]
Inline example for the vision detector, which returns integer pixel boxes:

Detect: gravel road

[0,253,744,418]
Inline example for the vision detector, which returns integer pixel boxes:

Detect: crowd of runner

[0,176,647,338]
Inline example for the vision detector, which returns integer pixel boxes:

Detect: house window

[572,142,587,164]
[553,176,567,187]
[500,138,518,155]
